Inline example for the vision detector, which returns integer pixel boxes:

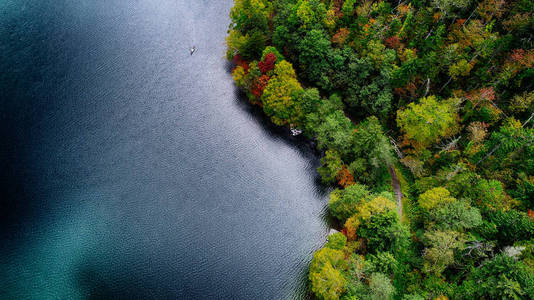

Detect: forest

[226,0,534,299]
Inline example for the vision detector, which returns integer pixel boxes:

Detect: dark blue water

[0,1,329,298]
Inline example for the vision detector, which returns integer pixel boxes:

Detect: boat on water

[290,127,302,136]
[190,46,196,55]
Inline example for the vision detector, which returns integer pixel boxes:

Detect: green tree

[458,254,534,299]
[341,0,356,17]
[427,199,482,231]
[344,194,398,241]
[226,30,267,60]
[261,60,304,125]
[273,25,290,50]
[368,251,398,275]
[509,91,534,114]
[318,150,343,185]
[418,187,456,211]
[316,110,355,157]
[329,184,371,222]
[227,0,271,61]
[352,116,395,181]
[297,29,334,90]
[305,93,344,136]
[310,247,346,273]
[326,232,347,250]
[449,59,473,79]
[261,47,284,62]
[510,173,534,209]
[229,0,271,34]
[480,210,534,247]
[475,119,534,178]
[397,96,459,150]
[298,87,322,116]
[369,272,395,300]
[468,178,513,211]
[332,47,394,117]
[310,263,347,300]
[422,230,465,276]
[309,248,347,300]
[432,0,472,17]
[291,0,327,29]
[358,210,408,254]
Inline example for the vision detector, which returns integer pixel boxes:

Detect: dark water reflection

[0,0,329,299]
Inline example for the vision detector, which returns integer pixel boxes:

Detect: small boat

[190,46,196,55]
[290,127,302,136]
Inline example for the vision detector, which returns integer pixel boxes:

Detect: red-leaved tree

[233,54,250,73]
[385,36,400,49]
[258,53,276,74]
[252,75,270,98]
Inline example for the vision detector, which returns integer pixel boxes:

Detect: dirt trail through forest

[389,166,403,218]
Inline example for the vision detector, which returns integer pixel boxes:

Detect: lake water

[0,0,329,299]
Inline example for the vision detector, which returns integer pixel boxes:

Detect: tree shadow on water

[225,62,329,195]
[225,61,334,300]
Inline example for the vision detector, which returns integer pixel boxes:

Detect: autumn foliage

[384,36,400,49]
[336,165,355,187]
[466,87,496,106]
[258,52,276,73]
[227,0,534,298]
[331,28,350,46]
[252,75,270,98]
[233,54,249,73]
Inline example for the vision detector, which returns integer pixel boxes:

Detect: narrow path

[388,165,403,218]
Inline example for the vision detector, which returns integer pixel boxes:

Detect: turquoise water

[0,0,328,298]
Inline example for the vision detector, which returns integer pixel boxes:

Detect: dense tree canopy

[227,0,534,298]
[397,96,459,151]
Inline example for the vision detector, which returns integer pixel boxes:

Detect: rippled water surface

[0,1,328,298]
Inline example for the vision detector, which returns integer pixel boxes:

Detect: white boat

[190,46,196,55]
[290,127,302,136]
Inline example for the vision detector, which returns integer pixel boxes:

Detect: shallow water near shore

[0,0,329,298]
